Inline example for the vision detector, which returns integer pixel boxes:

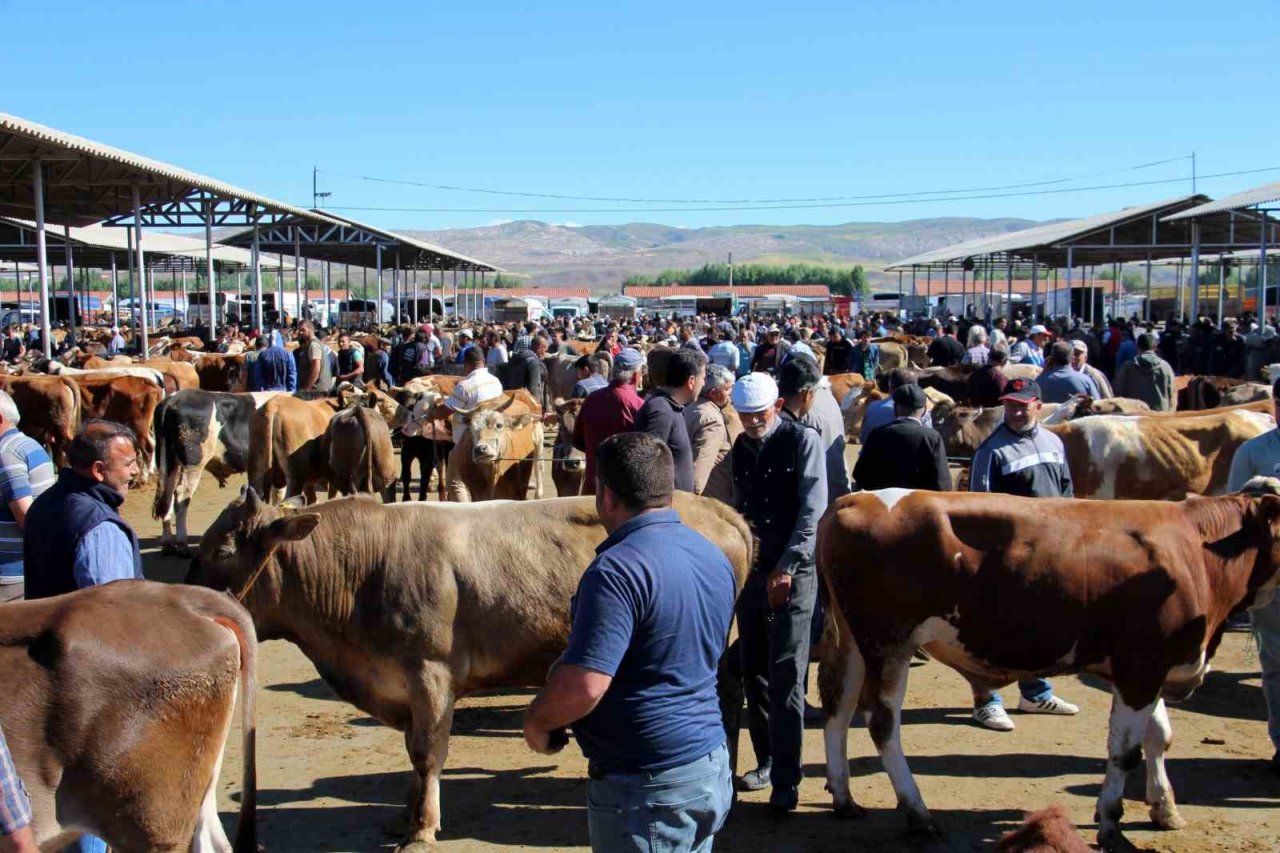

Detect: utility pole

[1191,151,1197,195]
[727,252,733,288]
[312,166,331,209]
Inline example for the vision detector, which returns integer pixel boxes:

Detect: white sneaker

[973,703,1015,731]
[1018,695,1080,716]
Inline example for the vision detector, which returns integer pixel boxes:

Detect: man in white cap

[1069,338,1113,398]
[728,372,826,813]
[1010,324,1050,366]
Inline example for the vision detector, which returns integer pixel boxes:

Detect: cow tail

[212,607,258,853]
[152,399,177,520]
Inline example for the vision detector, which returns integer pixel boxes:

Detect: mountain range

[404,217,1045,293]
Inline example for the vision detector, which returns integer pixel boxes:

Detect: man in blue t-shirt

[523,432,736,852]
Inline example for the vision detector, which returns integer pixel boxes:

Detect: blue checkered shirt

[512,333,533,354]
[0,725,31,836]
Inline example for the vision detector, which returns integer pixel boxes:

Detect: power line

[324,164,1280,215]
[318,155,1191,205]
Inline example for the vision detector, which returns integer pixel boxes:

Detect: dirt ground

[127,462,1279,852]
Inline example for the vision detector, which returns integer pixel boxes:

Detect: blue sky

[3,0,1277,231]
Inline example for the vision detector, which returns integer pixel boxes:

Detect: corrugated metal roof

[885,195,1207,270]
[316,211,501,271]
[1164,180,1280,221]
[0,112,327,226]
[0,217,287,269]
[898,277,1101,297]
[623,285,830,298]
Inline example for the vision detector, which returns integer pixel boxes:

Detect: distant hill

[403,217,1044,294]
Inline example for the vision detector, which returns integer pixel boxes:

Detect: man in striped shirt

[0,391,54,603]
[0,725,36,852]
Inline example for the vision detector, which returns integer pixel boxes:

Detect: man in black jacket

[634,348,705,491]
[927,323,966,367]
[821,326,855,375]
[852,384,951,491]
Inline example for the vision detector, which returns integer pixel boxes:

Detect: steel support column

[1216,259,1226,326]
[1188,221,1202,321]
[294,228,303,328]
[1145,255,1152,323]
[131,185,149,356]
[33,162,52,359]
[251,224,263,333]
[204,199,217,342]
[376,245,384,326]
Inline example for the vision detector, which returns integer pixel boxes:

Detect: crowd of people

[1,301,1278,852]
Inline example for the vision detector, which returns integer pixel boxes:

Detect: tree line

[623,262,869,296]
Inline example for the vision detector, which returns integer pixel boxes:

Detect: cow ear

[266,512,321,544]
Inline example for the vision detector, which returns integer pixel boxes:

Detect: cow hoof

[832,800,868,820]
[903,811,943,841]
[1150,802,1186,830]
[1097,828,1139,853]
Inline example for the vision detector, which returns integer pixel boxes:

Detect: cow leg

[401,443,415,502]
[866,652,938,838]
[192,684,237,853]
[819,634,868,819]
[1143,698,1185,830]
[1096,690,1158,852]
[399,665,456,851]
[173,468,204,558]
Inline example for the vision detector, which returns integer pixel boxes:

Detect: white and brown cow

[551,397,587,497]
[188,489,752,851]
[1,581,257,852]
[817,486,1280,851]
[446,393,545,502]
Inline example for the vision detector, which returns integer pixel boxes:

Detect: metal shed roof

[218,209,501,272]
[1165,180,1280,221]
[886,195,1210,271]
[0,217,287,271]
[0,112,334,228]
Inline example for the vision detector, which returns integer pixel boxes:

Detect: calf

[188,488,751,850]
[153,390,280,555]
[324,403,398,500]
[551,397,586,497]
[818,487,1280,851]
[0,374,79,465]
[448,398,545,501]
[1,581,257,852]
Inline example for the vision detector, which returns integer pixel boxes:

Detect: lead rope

[234,542,282,604]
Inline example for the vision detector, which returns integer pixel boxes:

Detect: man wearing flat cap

[966,378,1079,731]
[572,348,646,495]
[853,383,950,491]
[728,372,826,813]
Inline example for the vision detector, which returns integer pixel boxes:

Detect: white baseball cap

[732,373,779,413]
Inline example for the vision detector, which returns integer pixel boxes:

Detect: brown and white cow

[193,353,248,392]
[188,489,751,851]
[247,395,342,503]
[1048,408,1273,499]
[1,580,257,852]
[69,374,164,484]
[817,487,1280,851]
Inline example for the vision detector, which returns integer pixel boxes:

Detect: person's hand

[766,567,793,609]
[523,721,566,755]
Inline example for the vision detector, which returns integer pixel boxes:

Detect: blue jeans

[975,679,1054,709]
[586,743,732,853]
[1253,594,1280,754]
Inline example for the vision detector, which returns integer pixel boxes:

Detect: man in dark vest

[729,372,827,813]
[25,420,143,600]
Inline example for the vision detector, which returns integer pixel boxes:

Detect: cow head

[552,397,586,473]
[401,390,446,438]
[468,409,537,465]
[186,486,320,615]
[1234,479,1280,611]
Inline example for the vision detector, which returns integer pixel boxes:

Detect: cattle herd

[1,311,1277,852]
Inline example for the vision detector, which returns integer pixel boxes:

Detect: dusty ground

[128,463,1279,852]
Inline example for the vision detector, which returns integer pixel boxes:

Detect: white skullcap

[788,342,816,361]
[732,372,779,413]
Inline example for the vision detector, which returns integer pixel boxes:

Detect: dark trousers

[736,567,817,789]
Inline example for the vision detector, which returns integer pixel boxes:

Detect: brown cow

[193,353,248,392]
[324,403,398,500]
[817,487,1280,850]
[0,374,80,465]
[1,580,257,852]
[826,372,867,406]
[1175,375,1254,411]
[69,375,163,485]
[188,489,751,851]
[248,395,341,503]
[447,396,545,501]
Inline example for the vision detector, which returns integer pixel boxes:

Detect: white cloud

[553,221,583,228]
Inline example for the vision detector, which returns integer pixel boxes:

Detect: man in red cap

[966,378,1079,731]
